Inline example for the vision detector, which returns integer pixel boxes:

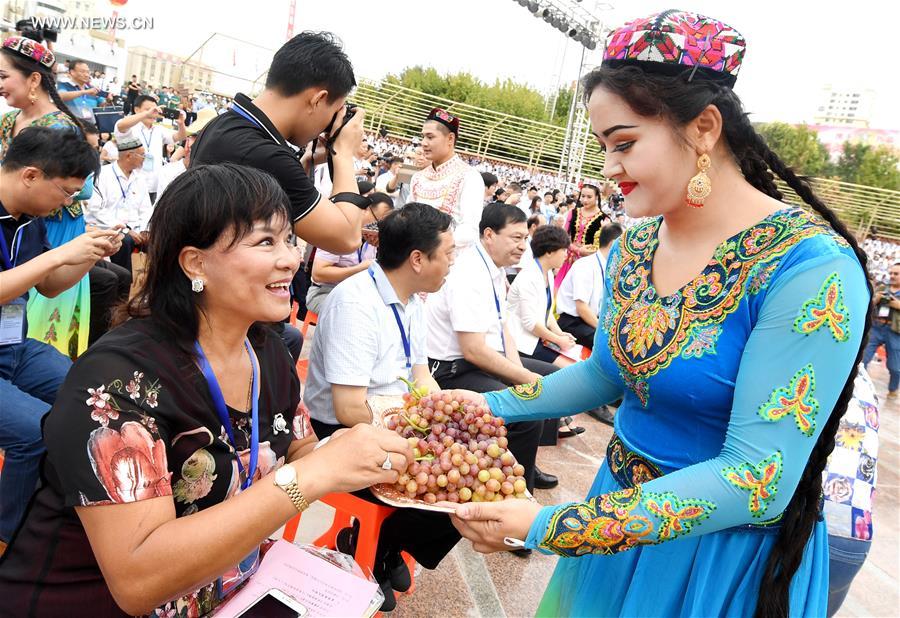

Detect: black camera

[17,18,59,44]
[161,107,181,120]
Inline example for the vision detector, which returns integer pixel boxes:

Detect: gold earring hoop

[686,153,712,208]
[28,88,39,104]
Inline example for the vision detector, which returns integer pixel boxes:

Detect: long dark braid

[584,66,874,618]
[714,88,874,617]
[40,72,86,135]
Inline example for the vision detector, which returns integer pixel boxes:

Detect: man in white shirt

[374,155,401,200]
[556,223,623,348]
[410,108,484,250]
[85,135,153,272]
[304,203,459,609]
[426,203,559,493]
[114,94,186,202]
[156,107,218,200]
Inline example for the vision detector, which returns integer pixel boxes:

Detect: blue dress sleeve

[523,252,868,556]
[485,247,624,421]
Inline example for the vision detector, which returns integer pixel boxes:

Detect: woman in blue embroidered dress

[446,10,873,618]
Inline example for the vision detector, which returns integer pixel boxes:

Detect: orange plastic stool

[282,492,416,595]
[300,310,318,339]
[580,346,592,360]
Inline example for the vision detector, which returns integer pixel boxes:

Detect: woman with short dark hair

[508,225,578,368]
[0,163,414,616]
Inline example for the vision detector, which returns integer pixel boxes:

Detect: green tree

[549,85,574,126]
[384,66,551,123]
[756,122,830,176]
[835,142,900,190]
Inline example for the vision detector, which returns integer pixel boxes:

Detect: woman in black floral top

[0,164,414,617]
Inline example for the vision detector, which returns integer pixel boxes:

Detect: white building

[813,86,876,128]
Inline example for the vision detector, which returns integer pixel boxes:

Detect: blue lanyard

[0,228,14,270]
[139,126,154,149]
[114,172,129,200]
[368,267,411,369]
[194,339,260,490]
[476,247,506,354]
[357,241,369,264]
[534,258,551,319]
[596,250,605,280]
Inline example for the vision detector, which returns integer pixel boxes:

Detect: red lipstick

[619,182,637,196]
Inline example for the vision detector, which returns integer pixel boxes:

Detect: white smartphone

[234,589,308,618]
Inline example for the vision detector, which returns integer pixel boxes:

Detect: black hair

[133,94,157,110]
[2,126,97,179]
[582,64,873,618]
[376,202,452,270]
[580,183,600,199]
[369,191,395,210]
[0,48,84,134]
[597,222,624,248]
[122,164,291,358]
[529,196,542,213]
[480,202,527,236]
[527,214,542,229]
[357,180,375,195]
[81,120,99,135]
[531,225,570,258]
[507,182,523,193]
[528,186,538,192]
[544,191,553,198]
[68,58,88,71]
[481,171,499,188]
[266,31,356,101]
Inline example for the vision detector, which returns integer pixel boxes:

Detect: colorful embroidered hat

[602,9,746,87]
[426,107,460,135]
[2,36,56,70]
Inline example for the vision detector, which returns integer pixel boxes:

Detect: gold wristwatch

[274,464,310,513]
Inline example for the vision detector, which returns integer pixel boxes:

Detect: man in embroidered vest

[410,108,484,250]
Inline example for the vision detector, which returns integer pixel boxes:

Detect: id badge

[142,152,155,172]
[0,298,26,346]
[878,304,890,318]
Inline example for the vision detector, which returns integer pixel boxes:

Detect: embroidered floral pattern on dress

[643,491,716,541]
[794,272,851,342]
[722,451,783,517]
[541,486,655,557]
[510,379,543,400]
[607,433,663,487]
[605,209,841,406]
[681,323,721,359]
[541,485,717,557]
[758,364,819,436]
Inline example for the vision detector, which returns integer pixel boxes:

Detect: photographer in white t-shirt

[114,94,186,202]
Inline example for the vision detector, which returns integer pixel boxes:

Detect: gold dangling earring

[686,153,712,208]
[28,88,39,105]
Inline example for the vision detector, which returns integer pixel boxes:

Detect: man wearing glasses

[85,135,153,273]
[0,128,121,545]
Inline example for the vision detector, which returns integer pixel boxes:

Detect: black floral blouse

[0,318,312,617]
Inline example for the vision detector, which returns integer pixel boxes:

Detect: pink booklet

[214,540,380,617]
